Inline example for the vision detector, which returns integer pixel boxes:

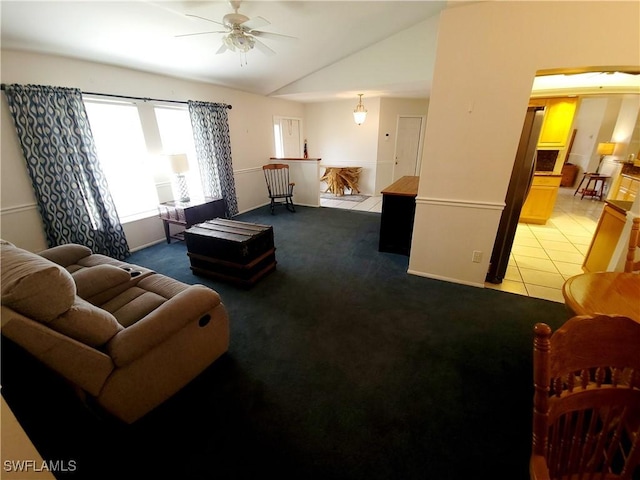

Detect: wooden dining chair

[262,164,295,214]
[625,216,640,273]
[531,314,640,480]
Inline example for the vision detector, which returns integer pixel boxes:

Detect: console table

[379,176,419,255]
[321,167,362,196]
[158,197,226,243]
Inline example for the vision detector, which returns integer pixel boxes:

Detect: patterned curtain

[188,101,238,217]
[3,84,130,259]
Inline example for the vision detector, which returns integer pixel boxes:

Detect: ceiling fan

[176,0,296,57]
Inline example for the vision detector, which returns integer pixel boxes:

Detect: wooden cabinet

[582,201,632,273]
[379,176,419,255]
[615,175,639,203]
[537,98,578,148]
[519,175,562,224]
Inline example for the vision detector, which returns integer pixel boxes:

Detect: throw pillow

[1,243,76,322]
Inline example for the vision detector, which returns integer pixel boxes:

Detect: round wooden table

[562,272,640,321]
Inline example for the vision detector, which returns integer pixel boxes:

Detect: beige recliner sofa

[1,240,229,424]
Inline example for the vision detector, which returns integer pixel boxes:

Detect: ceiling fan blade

[175,30,227,38]
[253,38,276,57]
[185,13,226,27]
[251,30,298,42]
[242,15,270,30]
[215,43,228,55]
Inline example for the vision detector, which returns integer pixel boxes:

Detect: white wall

[304,98,380,196]
[303,97,428,197]
[561,94,638,188]
[376,97,429,193]
[409,1,640,287]
[568,97,608,177]
[0,50,304,252]
[272,15,440,100]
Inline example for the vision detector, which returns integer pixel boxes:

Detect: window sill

[120,208,159,225]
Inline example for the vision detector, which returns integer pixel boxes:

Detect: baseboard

[407,269,485,288]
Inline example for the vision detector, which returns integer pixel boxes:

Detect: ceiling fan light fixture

[223,30,255,53]
[353,94,367,125]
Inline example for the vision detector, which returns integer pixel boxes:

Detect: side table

[158,197,226,243]
[573,173,610,200]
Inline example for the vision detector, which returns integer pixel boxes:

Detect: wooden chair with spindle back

[625,216,640,273]
[531,314,640,480]
[262,164,295,215]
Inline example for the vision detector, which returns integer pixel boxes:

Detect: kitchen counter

[583,199,635,272]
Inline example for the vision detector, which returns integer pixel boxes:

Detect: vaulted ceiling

[0,0,448,101]
[2,1,638,103]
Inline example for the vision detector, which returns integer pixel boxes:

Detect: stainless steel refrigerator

[486,106,544,284]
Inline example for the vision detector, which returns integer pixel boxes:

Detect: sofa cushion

[1,242,76,323]
[71,264,132,300]
[48,296,124,347]
[99,287,167,328]
[38,243,92,268]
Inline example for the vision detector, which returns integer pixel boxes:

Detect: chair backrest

[531,315,640,480]
[625,216,640,273]
[262,164,291,197]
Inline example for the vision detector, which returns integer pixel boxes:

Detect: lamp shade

[597,142,616,156]
[169,154,189,174]
[353,94,367,125]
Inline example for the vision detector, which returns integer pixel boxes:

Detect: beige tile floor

[321,187,605,303]
[320,194,383,213]
[484,187,604,302]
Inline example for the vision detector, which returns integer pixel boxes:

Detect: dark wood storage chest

[184,219,276,287]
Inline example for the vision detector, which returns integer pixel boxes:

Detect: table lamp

[595,142,615,174]
[169,153,190,202]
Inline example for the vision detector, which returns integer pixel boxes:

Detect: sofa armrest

[38,244,92,267]
[106,285,222,367]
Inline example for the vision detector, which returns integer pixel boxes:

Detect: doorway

[393,116,425,181]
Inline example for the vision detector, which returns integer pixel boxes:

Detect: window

[273,116,303,158]
[84,98,204,222]
[84,99,160,221]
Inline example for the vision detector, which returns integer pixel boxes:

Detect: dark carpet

[1,205,571,479]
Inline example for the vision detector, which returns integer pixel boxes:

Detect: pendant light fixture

[353,94,367,125]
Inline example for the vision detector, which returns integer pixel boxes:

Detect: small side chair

[263,164,295,214]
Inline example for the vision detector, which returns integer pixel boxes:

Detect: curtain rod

[0,84,232,109]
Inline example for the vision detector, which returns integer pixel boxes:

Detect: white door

[393,116,424,181]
